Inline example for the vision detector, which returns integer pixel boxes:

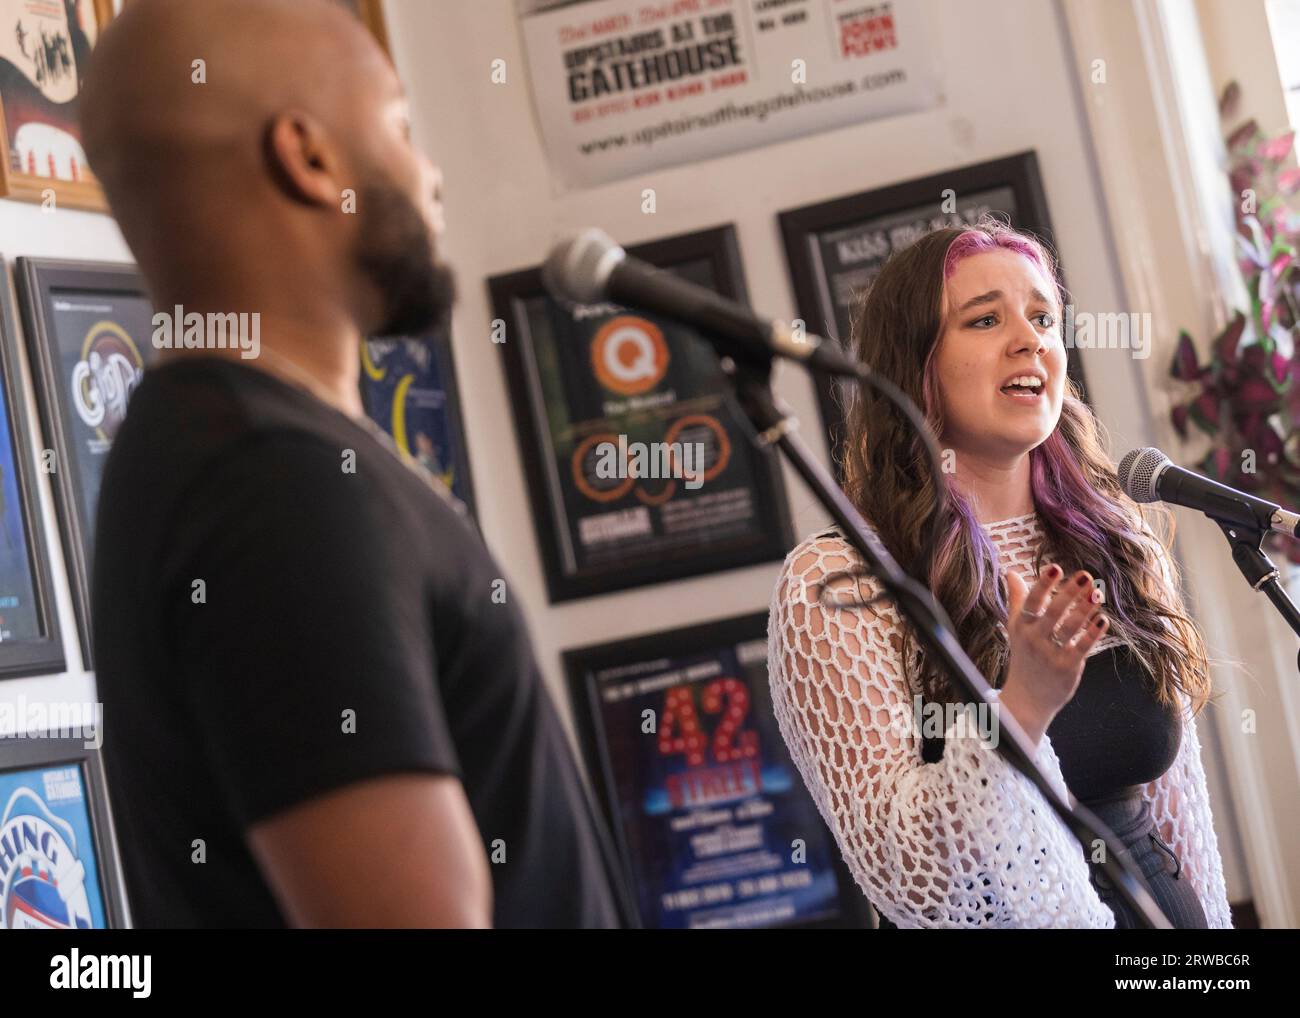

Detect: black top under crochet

[874,642,1184,928]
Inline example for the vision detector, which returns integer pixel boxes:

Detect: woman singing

[768,221,1233,929]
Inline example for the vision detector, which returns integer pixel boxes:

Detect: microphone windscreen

[1118,447,1168,503]
[542,229,624,305]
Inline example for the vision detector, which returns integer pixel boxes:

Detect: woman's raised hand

[999,566,1109,746]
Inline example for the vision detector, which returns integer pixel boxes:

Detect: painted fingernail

[1076,574,1090,587]
[1046,565,1060,579]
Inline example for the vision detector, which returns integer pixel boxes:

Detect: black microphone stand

[717,348,1172,929]
[1210,517,1300,675]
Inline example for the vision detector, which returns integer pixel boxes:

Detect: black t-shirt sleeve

[163,428,460,827]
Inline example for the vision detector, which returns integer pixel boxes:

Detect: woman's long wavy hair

[839,220,1214,715]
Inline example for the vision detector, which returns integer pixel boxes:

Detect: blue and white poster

[360,332,475,510]
[0,379,40,644]
[0,763,106,929]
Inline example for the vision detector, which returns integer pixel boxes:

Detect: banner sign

[518,0,939,189]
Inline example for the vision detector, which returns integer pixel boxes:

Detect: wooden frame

[0,735,128,928]
[0,260,66,679]
[93,0,389,50]
[563,612,872,930]
[489,225,794,603]
[15,258,152,669]
[98,0,390,50]
[0,0,109,212]
[778,150,1089,470]
[0,0,389,211]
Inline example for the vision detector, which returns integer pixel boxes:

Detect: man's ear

[264,111,344,208]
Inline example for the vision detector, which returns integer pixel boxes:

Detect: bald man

[82,0,630,928]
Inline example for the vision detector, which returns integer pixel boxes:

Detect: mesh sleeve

[767,531,1115,928]
[1137,521,1234,928]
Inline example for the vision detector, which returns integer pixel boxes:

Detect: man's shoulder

[102,354,480,581]
[123,357,337,448]
[114,357,408,488]
[106,358,419,536]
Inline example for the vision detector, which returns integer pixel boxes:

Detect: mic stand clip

[1211,516,1300,674]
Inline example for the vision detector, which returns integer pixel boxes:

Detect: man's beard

[355,184,457,338]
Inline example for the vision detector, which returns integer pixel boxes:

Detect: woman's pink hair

[942,226,1058,283]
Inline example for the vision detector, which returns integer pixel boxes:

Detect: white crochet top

[767,510,1233,929]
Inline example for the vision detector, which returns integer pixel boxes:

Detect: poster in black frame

[490,225,793,603]
[360,329,477,517]
[0,735,129,928]
[16,258,154,669]
[0,262,64,678]
[779,151,1089,469]
[563,611,871,930]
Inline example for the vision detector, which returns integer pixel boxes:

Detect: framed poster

[564,612,871,930]
[0,261,64,679]
[89,2,390,54]
[16,258,154,668]
[360,329,476,515]
[779,150,1089,468]
[0,735,127,928]
[0,0,108,211]
[490,225,793,602]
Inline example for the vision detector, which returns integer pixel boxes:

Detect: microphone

[1118,446,1300,538]
[542,229,861,377]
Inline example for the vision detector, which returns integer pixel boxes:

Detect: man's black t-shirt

[92,356,629,928]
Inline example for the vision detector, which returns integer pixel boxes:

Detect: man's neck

[253,342,365,420]
[154,306,366,419]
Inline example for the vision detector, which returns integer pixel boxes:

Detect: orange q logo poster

[590,316,669,396]
[489,227,792,602]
